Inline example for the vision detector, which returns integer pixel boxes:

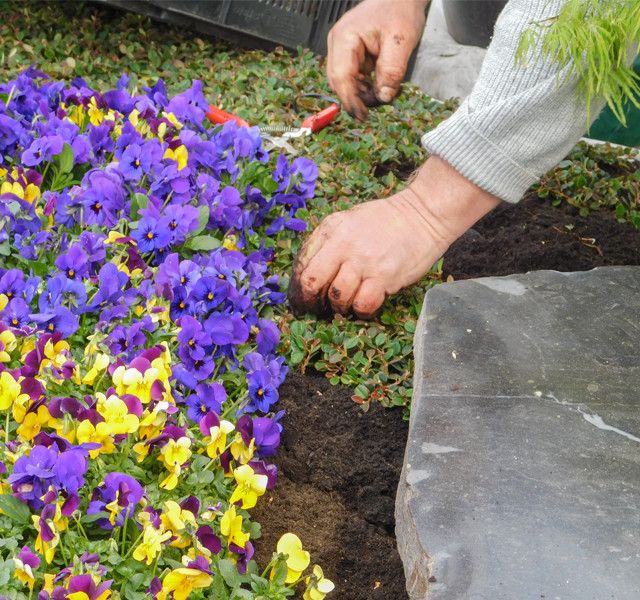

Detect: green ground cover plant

[2,1,638,414]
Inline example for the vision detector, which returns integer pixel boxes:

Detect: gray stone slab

[396,267,640,600]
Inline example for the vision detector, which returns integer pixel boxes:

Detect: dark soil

[253,373,409,600]
[443,193,640,279]
[257,195,640,600]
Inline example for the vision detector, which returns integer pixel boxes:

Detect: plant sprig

[517,0,640,124]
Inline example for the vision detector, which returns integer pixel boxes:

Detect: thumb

[374,33,415,103]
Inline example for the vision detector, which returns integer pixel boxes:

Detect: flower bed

[0,69,333,599]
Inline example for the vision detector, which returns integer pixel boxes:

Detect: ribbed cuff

[421,106,538,204]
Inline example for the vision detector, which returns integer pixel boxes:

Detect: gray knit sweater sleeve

[422,0,598,203]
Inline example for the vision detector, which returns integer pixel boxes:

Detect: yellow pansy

[104,230,132,245]
[228,464,268,509]
[16,405,54,441]
[40,338,70,374]
[219,504,249,549]
[161,500,196,548]
[67,588,111,600]
[276,533,310,584]
[204,419,234,458]
[66,103,86,127]
[76,419,115,458]
[43,573,55,593]
[0,371,29,411]
[303,565,335,600]
[96,395,139,436]
[0,181,24,198]
[0,294,7,311]
[82,353,110,385]
[11,392,30,424]
[163,111,183,129]
[230,433,255,465]
[163,145,188,171]
[24,183,40,204]
[87,96,104,126]
[132,522,172,565]
[0,329,17,362]
[32,505,67,564]
[161,563,213,600]
[222,235,239,251]
[159,437,192,490]
[112,365,162,404]
[13,557,37,591]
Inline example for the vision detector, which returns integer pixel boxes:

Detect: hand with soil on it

[288,156,501,319]
[326,0,429,120]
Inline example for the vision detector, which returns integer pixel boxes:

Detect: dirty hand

[288,156,501,319]
[327,0,428,120]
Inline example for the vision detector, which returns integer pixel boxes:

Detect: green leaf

[0,494,31,525]
[269,558,288,587]
[210,575,231,599]
[130,192,149,219]
[289,350,304,365]
[81,510,110,524]
[0,242,10,257]
[57,142,74,174]
[0,559,13,587]
[193,204,210,236]
[218,558,242,588]
[185,235,221,252]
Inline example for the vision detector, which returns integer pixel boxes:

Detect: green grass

[2,1,638,414]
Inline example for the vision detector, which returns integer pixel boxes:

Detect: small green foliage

[518,0,640,124]
[534,142,640,226]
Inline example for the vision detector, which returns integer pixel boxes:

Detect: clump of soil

[253,373,409,600]
[443,193,640,279]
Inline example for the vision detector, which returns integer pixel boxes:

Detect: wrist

[407,155,501,245]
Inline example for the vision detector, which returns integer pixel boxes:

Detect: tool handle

[206,105,249,128]
[301,103,340,133]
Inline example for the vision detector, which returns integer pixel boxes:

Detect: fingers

[374,31,415,103]
[328,264,361,314]
[288,228,342,317]
[352,278,386,320]
[327,28,369,120]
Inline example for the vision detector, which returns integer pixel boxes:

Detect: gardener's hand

[327,0,428,120]
[288,156,501,319]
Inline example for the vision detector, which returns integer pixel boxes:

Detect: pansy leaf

[192,204,210,236]
[81,510,110,524]
[0,495,31,525]
[57,142,74,174]
[130,192,148,219]
[269,559,289,587]
[184,235,221,251]
[217,558,242,588]
[210,575,231,599]
[0,559,12,587]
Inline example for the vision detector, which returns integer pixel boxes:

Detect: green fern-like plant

[517,0,640,125]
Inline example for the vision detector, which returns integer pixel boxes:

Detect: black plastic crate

[96,0,358,55]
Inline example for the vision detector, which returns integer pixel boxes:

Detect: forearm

[423,0,602,203]
[405,156,501,249]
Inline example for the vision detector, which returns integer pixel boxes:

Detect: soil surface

[257,196,640,599]
[443,193,640,279]
[253,373,410,600]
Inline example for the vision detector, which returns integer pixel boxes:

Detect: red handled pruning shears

[206,95,340,154]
